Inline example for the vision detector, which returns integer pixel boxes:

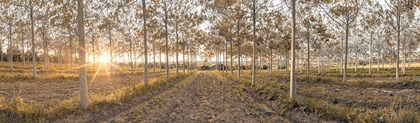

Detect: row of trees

[1,0,420,108]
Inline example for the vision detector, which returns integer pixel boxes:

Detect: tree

[251,0,256,86]
[143,0,149,86]
[77,0,88,110]
[297,5,319,78]
[384,0,414,82]
[290,0,297,100]
[164,0,170,80]
[361,1,383,74]
[318,0,364,83]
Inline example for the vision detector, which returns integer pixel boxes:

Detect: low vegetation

[0,62,196,122]
[221,68,420,122]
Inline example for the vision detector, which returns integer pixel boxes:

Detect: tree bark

[187,43,190,73]
[237,23,241,78]
[92,34,95,69]
[270,48,273,76]
[70,26,74,70]
[0,41,3,63]
[153,42,156,73]
[340,36,343,74]
[143,0,149,86]
[402,34,406,74]
[230,39,233,75]
[175,20,179,75]
[396,0,401,82]
[77,0,88,110]
[355,52,358,72]
[130,38,134,74]
[251,0,256,86]
[21,33,25,67]
[30,0,37,78]
[42,31,49,71]
[285,53,288,75]
[369,33,373,75]
[290,0,297,100]
[306,31,310,79]
[8,22,14,71]
[343,21,349,83]
[225,41,228,74]
[108,26,113,74]
[182,40,185,73]
[164,1,169,80]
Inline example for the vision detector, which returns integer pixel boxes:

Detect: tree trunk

[237,24,241,78]
[290,0,297,100]
[259,50,262,72]
[77,0,88,110]
[369,33,373,75]
[70,27,74,70]
[22,33,26,67]
[355,52,358,72]
[8,23,14,71]
[187,43,190,73]
[382,53,385,69]
[108,27,113,75]
[285,53,288,75]
[59,46,62,65]
[396,1,401,82]
[183,41,185,73]
[142,0,149,86]
[408,51,411,69]
[30,0,37,78]
[175,20,179,75]
[130,38,134,74]
[251,0,256,86]
[377,47,380,72]
[377,56,380,72]
[340,36,343,74]
[42,32,49,72]
[343,21,349,83]
[230,39,233,75]
[159,49,162,72]
[91,34,95,69]
[307,35,310,78]
[225,41,228,75]
[402,34,406,74]
[164,2,169,80]
[0,41,3,63]
[270,48,273,76]
[153,42,156,73]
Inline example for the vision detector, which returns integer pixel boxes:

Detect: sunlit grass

[219,69,420,122]
[0,69,196,122]
[0,60,196,122]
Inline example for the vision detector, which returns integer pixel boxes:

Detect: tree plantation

[1,0,420,122]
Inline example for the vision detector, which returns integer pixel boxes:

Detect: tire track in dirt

[115,71,287,122]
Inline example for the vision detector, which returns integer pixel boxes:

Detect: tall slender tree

[290,0,297,100]
[318,0,364,83]
[143,0,149,86]
[77,0,88,110]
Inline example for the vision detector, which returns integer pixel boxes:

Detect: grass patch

[0,71,196,122]
[221,72,420,123]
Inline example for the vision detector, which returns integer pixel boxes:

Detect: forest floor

[1,62,419,122]
[233,68,420,122]
[0,67,165,108]
[58,71,295,122]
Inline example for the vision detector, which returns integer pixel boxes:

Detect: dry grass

[220,68,420,123]
[0,61,196,122]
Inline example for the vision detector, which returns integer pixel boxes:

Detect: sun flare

[99,55,109,63]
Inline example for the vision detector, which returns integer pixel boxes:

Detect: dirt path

[109,71,288,122]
